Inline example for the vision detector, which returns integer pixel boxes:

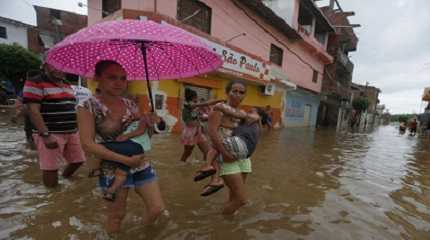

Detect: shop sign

[161,21,269,81]
[204,41,270,81]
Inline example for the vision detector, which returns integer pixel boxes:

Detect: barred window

[0,26,7,39]
[102,0,121,18]
[270,44,283,66]
[177,0,212,34]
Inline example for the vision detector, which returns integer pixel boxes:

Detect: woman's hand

[116,134,129,142]
[221,151,236,162]
[127,154,146,168]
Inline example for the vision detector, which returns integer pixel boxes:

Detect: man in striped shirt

[23,64,86,187]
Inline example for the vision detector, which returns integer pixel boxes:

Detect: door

[185,85,211,101]
[304,104,312,126]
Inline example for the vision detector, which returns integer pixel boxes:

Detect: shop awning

[269,65,297,89]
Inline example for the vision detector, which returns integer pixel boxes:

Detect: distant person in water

[409,118,417,136]
[259,105,273,130]
[399,121,407,133]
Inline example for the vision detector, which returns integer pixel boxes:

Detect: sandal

[88,169,102,178]
[102,191,116,202]
[193,168,217,182]
[200,184,224,197]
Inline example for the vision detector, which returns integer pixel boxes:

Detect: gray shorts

[223,136,249,160]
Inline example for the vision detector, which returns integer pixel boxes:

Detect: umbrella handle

[141,42,155,113]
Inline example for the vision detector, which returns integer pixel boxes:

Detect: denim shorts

[99,140,156,188]
[99,165,157,189]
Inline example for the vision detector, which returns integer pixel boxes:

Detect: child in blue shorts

[98,115,155,201]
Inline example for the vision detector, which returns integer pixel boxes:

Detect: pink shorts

[180,125,206,146]
[33,132,86,171]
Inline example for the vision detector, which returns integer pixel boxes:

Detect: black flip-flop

[200,184,224,197]
[102,191,116,202]
[193,168,217,182]
[88,169,101,178]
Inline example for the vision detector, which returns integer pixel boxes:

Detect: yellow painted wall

[88,78,283,109]
[88,77,285,131]
[213,80,283,109]
[87,79,181,96]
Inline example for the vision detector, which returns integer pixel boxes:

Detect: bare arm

[214,104,260,123]
[26,103,48,133]
[77,107,139,167]
[117,119,148,140]
[189,99,224,108]
[207,110,235,162]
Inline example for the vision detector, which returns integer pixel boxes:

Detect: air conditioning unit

[262,83,276,96]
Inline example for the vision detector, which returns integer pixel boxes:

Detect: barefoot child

[179,88,223,162]
[194,105,261,196]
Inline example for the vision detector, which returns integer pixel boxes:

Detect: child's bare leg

[201,147,218,170]
[209,159,223,185]
[105,169,127,196]
[194,147,218,182]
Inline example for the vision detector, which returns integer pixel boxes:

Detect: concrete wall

[0,20,28,48]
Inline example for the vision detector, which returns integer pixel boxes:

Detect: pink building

[87,0,334,130]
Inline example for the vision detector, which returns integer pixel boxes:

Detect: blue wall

[284,89,320,127]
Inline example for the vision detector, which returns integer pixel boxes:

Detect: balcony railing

[337,50,354,73]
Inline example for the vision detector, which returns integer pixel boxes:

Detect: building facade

[350,82,381,129]
[317,0,359,128]
[27,6,87,56]
[87,0,334,132]
[0,17,30,48]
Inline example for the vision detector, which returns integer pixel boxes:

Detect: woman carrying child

[204,80,259,214]
[77,60,165,233]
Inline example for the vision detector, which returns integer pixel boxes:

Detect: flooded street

[1,112,430,239]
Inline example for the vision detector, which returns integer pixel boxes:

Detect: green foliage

[0,43,41,90]
[391,114,414,123]
[352,98,369,112]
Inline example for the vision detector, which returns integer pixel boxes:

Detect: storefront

[87,21,293,133]
[284,88,320,128]
[124,36,290,133]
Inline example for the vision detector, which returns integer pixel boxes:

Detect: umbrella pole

[141,42,155,113]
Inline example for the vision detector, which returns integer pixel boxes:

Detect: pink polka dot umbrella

[46,20,222,111]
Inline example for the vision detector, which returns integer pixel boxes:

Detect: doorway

[304,104,312,126]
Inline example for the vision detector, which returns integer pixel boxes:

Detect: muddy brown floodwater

[1,110,430,239]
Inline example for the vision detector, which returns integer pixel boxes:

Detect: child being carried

[194,103,261,196]
[93,114,157,201]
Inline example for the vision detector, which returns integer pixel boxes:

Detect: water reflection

[1,111,430,239]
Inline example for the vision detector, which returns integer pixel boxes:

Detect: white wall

[0,21,28,48]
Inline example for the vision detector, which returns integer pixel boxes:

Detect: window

[298,3,314,35]
[312,70,318,83]
[177,0,212,34]
[155,94,164,110]
[270,44,283,66]
[102,0,121,18]
[0,26,7,39]
[50,9,61,20]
